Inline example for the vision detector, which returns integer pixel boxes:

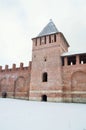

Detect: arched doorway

[2,91,7,98]
[0,78,7,98]
[42,95,47,101]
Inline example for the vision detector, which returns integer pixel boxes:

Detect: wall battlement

[0,61,32,73]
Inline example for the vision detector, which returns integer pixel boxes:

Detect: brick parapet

[0,61,32,73]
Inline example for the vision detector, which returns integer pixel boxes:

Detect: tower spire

[37,19,59,37]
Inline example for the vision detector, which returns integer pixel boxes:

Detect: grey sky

[0,0,86,68]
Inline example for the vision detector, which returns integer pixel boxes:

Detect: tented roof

[37,19,59,37]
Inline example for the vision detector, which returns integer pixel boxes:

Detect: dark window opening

[35,39,37,46]
[2,91,7,98]
[79,54,86,64]
[42,72,48,82]
[44,57,47,62]
[44,58,46,62]
[45,36,46,44]
[62,57,64,66]
[49,35,51,43]
[67,56,76,65]
[40,37,41,45]
[42,95,47,102]
[54,34,56,42]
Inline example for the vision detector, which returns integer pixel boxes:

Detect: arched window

[42,72,48,82]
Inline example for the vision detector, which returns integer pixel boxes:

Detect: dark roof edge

[32,32,59,40]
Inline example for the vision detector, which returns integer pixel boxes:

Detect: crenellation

[5,65,8,71]
[0,62,31,73]
[12,64,16,71]
[20,62,24,70]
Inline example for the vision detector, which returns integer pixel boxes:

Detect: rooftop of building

[32,20,86,56]
[37,19,59,38]
[62,51,86,57]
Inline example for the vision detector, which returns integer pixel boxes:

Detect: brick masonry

[0,62,31,99]
[0,24,86,103]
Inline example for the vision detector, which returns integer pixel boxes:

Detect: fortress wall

[62,64,86,103]
[0,61,31,99]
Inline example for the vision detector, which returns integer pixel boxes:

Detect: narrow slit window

[44,58,46,62]
[62,57,64,66]
[42,72,48,82]
[54,34,56,42]
[40,37,41,45]
[45,36,46,44]
[49,35,51,43]
[35,39,37,46]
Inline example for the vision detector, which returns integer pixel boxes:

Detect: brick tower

[29,20,69,102]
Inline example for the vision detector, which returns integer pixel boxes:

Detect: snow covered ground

[0,98,86,130]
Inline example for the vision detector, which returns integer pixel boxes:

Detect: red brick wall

[29,33,69,102]
[62,64,86,103]
[0,31,86,103]
[0,63,31,99]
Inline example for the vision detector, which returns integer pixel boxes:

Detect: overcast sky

[0,0,86,68]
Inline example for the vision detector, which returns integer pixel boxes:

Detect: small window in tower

[44,57,47,62]
[42,72,48,82]
[62,57,64,66]
[49,35,51,43]
[40,37,41,45]
[45,36,46,44]
[54,34,56,42]
[35,39,37,46]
